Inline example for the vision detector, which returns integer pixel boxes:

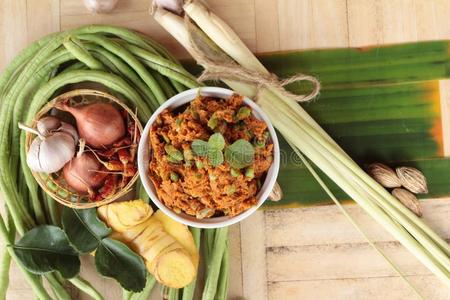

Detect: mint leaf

[62,207,111,253]
[208,133,225,151]
[12,225,80,278]
[191,140,210,156]
[207,150,224,167]
[95,238,146,292]
[224,139,255,169]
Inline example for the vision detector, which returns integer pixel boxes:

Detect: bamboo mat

[1,1,450,299]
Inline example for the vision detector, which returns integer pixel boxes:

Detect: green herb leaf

[236,106,252,120]
[95,238,146,292]
[191,140,210,156]
[164,144,183,161]
[208,133,225,151]
[224,139,255,169]
[207,150,224,167]
[62,207,111,253]
[207,113,219,129]
[12,225,80,278]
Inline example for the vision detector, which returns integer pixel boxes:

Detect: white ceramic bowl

[138,87,280,228]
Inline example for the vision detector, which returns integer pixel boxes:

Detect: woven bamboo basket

[25,89,143,209]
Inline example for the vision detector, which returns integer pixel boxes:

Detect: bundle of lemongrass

[153,0,450,290]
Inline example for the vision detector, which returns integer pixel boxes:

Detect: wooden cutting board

[1,1,450,299]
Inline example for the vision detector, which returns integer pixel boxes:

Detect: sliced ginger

[153,210,199,267]
[97,199,198,288]
[153,249,197,288]
[98,200,153,232]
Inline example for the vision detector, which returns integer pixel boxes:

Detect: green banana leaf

[183,40,450,207]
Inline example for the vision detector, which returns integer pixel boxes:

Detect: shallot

[63,150,107,193]
[57,102,125,148]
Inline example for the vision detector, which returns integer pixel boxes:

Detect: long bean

[69,276,104,300]
[130,274,156,300]
[83,43,157,108]
[214,241,229,300]
[63,37,104,70]
[202,228,228,300]
[77,34,165,107]
[46,273,71,300]
[181,228,201,300]
[25,70,150,123]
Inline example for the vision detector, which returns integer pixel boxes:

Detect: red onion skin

[59,102,125,148]
[63,152,107,193]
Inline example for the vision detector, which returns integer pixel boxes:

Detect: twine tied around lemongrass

[183,15,321,103]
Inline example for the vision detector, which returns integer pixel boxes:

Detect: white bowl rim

[137,87,280,228]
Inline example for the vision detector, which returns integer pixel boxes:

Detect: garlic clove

[59,122,79,144]
[83,0,118,14]
[36,116,61,136]
[39,132,76,173]
[27,138,44,172]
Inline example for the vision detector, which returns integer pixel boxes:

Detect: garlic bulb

[19,117,79,174]
[83,0,119,14]
[27,132,76,173]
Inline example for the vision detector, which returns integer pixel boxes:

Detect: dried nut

[268,181,283,202]
[396,166,428,194]
[392,188,423,217]
[368,163,401,188]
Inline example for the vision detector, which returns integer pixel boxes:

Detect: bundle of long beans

[0,25,229,299]
[153,0,450,291]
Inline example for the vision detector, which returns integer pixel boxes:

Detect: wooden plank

[268,275,450,300]
[277,0,348,50]
[240,211,267,299]
[228,223,244,298]
[0,0,28,72]
[267,241,431,282]
[440,81,450,156]
[265,198,450,247]
[26,0,60,43]
[254,0,280,53]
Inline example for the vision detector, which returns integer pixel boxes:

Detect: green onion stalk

[0,24,203,299]
[153,0,450,290]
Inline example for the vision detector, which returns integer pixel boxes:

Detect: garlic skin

[37,116,61,136]
[154,0,183,14]
[58,122,79,144]
[36,116,79,144]
[83,0,118,14]
[27,132,76,173]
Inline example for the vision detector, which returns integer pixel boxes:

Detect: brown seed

[368,163,401,188]
[392,188,423,217]
[396,167,428,194]
[268,181,283,202]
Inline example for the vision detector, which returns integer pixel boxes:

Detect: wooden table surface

[2,1,450,299]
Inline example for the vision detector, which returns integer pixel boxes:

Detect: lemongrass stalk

[261,96,450,284]
[288,141,425,299]
[260,91,450,268]
[183,1,266,74]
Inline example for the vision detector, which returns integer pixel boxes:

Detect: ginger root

[97,200,198,288]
